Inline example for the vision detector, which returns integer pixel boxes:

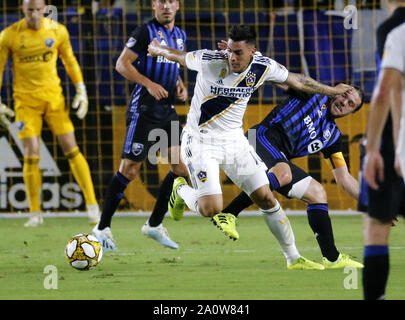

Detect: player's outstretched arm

[332,166,359,200]
[284,73,353,97]
[148,38,187,67]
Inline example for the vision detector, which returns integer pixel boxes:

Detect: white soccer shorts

[181,129,268,198]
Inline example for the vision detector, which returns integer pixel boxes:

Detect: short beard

[158,16,174,26]
[326,98,341,119]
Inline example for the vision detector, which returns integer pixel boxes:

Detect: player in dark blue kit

[92,0,188,251]
[361,0,405,300]
[219,84,365,269]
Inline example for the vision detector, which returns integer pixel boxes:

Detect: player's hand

[176,80,188,102]
[147,82,168,101]
[364,149,384,190]
[0,98,15,129]
[148,38,164,57]
[72,82,88,119]
[217,40,228,51]
[333,83,354,97]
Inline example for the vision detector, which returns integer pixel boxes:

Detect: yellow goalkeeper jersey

[0,18,83,94]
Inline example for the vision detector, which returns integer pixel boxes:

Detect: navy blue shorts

[249,124,309,198]
[121,106,182,162]
[361,148,405,222]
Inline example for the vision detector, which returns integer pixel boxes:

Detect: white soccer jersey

[184,50,289,134]
[381,22,405,112]
[381,23,405,179]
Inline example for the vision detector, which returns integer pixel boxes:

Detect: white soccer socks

[261,201,300,264]
[177,184,200,214]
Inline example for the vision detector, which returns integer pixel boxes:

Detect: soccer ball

[65,233,103,270]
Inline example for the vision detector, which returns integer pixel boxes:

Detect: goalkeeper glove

[0,98,15,129]
[72,82,88,119]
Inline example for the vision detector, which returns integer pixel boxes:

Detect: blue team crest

[176,38,184,51]
[323,130,331,141]
[45,38,55,48]
[245,71,256,87]
[132,143,144,156]
[16,121,25,132]
[126,37,137,48]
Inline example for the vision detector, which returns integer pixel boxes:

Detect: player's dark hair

[353,85,365,113]
[228,25,257,47]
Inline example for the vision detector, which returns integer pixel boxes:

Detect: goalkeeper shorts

[14,90,74,139]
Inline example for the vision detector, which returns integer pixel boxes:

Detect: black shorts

[367,149,405,222]
[250,124,309,198]
[121,106,182,162]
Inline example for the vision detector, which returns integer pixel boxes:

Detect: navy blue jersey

[258,90,342,160]
[125,18,186,114]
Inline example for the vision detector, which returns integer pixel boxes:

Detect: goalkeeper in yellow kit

[0,0,100,226]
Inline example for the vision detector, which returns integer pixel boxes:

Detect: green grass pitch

[1,214,404,300]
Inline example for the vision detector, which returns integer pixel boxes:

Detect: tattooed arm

[148,38,187,67]
[284,73,353,97]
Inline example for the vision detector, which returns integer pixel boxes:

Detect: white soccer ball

[65,233,103,270]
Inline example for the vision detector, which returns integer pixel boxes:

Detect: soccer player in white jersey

[148,25,353,268]
[389,24,405,181]
[364,21,405,300]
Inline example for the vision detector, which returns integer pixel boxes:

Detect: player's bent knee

[259,195,278,210]
[198,205,222,217]
[250,186,277,210]
[270,163,292,186]
[198,197,222,217]
[315,186,327,203]
[277,171,292,186]
[21,137,41,156]
[363,215,391,245]
[199,209,218,217]
[199,205,221,217]
[270,167,291,186]
[287,176,312,200]
[304,180,327,203]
